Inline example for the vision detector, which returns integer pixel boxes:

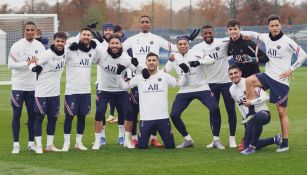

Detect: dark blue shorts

[11,90,34,109]
[256,73,289,107]
[34,96,60,117]
[64,94,91,116]
[95,90,133,121]
[138,118,175,149]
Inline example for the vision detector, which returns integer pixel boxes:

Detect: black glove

[92,31,104,43]
[189,29,201,41]
[32,65,43,80]
[179,63,190,73]
[117,64,126,75]
[189,61,200,67]
[131,57,139,67]
[69,42,78,51]
[86,21,98,29]
[142,68,150,79]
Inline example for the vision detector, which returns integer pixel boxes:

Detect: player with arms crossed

[8,21,45,154]
[228,65,282,155]
[243,15,307,152]
[118,52,186,149]
[62,27,101,152]
[31,32,67,154]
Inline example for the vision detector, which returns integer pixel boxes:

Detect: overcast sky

[1,0,305,11]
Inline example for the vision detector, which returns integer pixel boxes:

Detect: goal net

[0,14,58,85]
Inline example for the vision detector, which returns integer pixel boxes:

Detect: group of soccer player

[8,14,306,155]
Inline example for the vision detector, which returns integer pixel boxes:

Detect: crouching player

[228,65,282,155]
[30,32,67,154]
[118,52,187,149]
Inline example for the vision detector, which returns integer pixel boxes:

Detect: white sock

[213,136,220,141]
[35,137,42,147]
[76,134,83,144]
[132,135,138,140]
[95,133,101,143]
[150,135,156,140]
[28,141,35,147]
[184,135,192,141]
[64,134,71,144]
[101,126,106,138]
[125,131,131,142]
[13,142,20,147]
[229,136,236,142]
[118,125,124,138]
[47,135,54,147]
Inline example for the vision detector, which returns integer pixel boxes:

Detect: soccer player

[122,15,178,146]
[165,36,223,149]
[192,25,237,148]
[118,52,187,149]
[61,27,101,152]
[244,15,307,152]
[8,21,45,154]
[227,20,269,78]
[92,34,140,149]
[228,65,282,155]
[32,32,67,154]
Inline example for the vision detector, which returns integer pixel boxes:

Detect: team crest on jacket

[35,50,38,54]
[150,41,154,45]
[158,78,162,81]
[277,45,281,49]
[89,53,92,57]
[216,47,220,51]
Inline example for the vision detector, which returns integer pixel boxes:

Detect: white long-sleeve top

[8,38,45,91]
[164,50,215,93]
[229,78,269,119]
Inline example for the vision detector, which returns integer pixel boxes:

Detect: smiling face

[228,67,242,84]
[177,39,189,55]
[146,55,159,72]
[53,37,66,51]
[24,24,36,42]
[227,24,241,41]
[108,37,122,54]
[202,28,214,44]
[80,29,92,46]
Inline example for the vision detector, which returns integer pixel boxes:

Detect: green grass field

[0,66,306,175]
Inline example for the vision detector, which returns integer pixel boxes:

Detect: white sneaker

[92,141,101,150]
[61,143,70,152]
[28,145,36,152]
[12,145,20,154]
[75,143,88,151]
[106,115,115,122]
[124,140,135,149]
[207,140,225,149]
[45,145,61,152]
[229,137,237,148]
[36,145,43,154]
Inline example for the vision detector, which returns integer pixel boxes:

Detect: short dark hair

[54,32,67,40]
[228,64,241,72]
[267,15,280,24]
[202,25,213,30]
[146,52,159,59]
[23,21,36,30]
[108,34,122,43]
[227,20,240,28]
[139,15,152,22]
[114,25,122,33]
[80,27,92,33]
